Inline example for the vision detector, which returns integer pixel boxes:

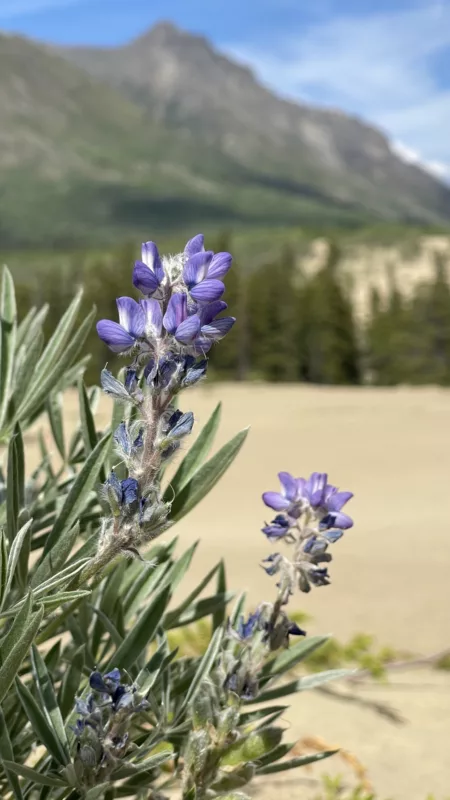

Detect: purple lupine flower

[320,485,354,529]
[195,301,236,349]
[113,422,144,456]
[106,472,139,508]
[261,552,283,576]
[263,471,300,512]
[262,514,290,540]
[182,234,232,303]
[140,298,163,339]
[163,293,201,344]
[96,297,145,353]
[133,241,165,296]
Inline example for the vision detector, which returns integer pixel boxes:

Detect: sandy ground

[23,384,450,799]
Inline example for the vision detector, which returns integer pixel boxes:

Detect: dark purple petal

[89,671,108,693]
[262,514,290,539]
[104,668,121,685]
[262,491,291,511]
[133,261,160,295]
[174,315,201,344]
[305,472,328,507]
[326,491,353,512]
[140,298,163,337]
[207,252,232,280]
[114,422,131,455]
[121,477,139,505]
[117,297,145,338]
[141,241,164,283]
[201,317,236,341]
[288,622,307,637]
[193,336,213,354]
[278,471,297,501]
[189,279,225,303]
[163,293,188,334]
[183,251,214,288]
[96,320,135,353]
[184,233,204,258]
[199,300,228,326]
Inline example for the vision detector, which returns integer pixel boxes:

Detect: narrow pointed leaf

[15,676,69,765]
[47,392,65,460]
[78,378,98,455]
[31,521,80,589]
[256,750,337,775]
[43,434,109,556]
[0,265,17,430]
[105,585,171,672]
[164,591,234,629]
[0,708,24,800]
[59,645,85,719]
[113,749,173,778]
[169,427,249,522]
[34,289,83,381]
[3,519,33,605]
[182,626,223,710]
[0,605,44,704]
[0,591,33,657]
[1,761,66,787]
[213,560,227,630]
[260,635,329,680]
[31,645,69,759]
[166,401,221,498]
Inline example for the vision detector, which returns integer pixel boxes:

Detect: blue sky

[1,0,450,178]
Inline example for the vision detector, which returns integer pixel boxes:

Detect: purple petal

[305,472,328,507]
[117,297,145,338]
[175,315,201,344]
[207,252,232,280]
[193,336,213,354]
[262,491,291,511]
[141,241,164,282]
[183,251,214,288]
[190,279,225,303]
[331,511,353,529]
[184,234,204,258]
[278,471,297,501]
[296,477,307,498]
[133,261,160,295]
[140,298,162,337]
[96,320,135,353]
[163,293,188,334]
[326,490,353,512]
[200,317,235,341]
[199,301,228,326]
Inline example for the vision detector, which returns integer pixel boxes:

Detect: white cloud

[0,0,78,18]
[224,4,450,178]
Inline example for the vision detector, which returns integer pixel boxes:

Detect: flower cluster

[94,235,236,562]
[71,668,149,787]
[261,471,354,595]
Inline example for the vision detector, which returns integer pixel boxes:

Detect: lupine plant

[0,234,355,800]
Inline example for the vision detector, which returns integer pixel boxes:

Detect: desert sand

[24,384,450,799]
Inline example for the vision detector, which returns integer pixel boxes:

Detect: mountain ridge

[0,22,449,248]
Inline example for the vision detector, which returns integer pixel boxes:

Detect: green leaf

[165,402,222,498]
[15,676,69,765]
[220,728,283,768]
[182,626,223,711]
[0,604,44,704]
[0,591,33,658]
[104,585,171,672]
[260,635,329,680]
[46,392,65,460]
[169,427,249,522]
[2,519,33,607]
[43,433,110,556]
[0,531,7,609]
[31,645,69,758]
[213,793,250,799]
[31,521,80,590]
[6,427,22,545]
[164,592,234,629]
[0,760,66,787]
[34,289,83,382]
[239,705,288,728]
[213,560,227,631]
[158,541,199,595]
[59,645,85,719]
[78,378,98,455]
[0,265,17,431]
[113,749,173,778]
[0,708,24,800]
[13,331,45,412]
[161,561,221,626]
[256,750,337,775]
[123,561,171,618]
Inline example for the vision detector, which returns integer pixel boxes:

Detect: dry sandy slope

[28,384,450,799]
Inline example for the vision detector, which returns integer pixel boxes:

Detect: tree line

[14,234,450,387]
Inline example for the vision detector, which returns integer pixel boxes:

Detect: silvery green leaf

[1,518,33,608]
[31,521,80,589]
[181,626,223,712]
[213,792,251,799]
[32,558,91,596]
[0,605,44,704]
[164,591,234,629]
[34,289,83,382]
[42,433,109,556]
[0,761,66,788]
[58,644,85,719]
[213,559,227,631]
[112,749,173,778]
[169,427,249,522]
[0,591,33,656]
[100,368,132,402]
[13,331,44,412]
[31,644,69,758]
[78,378,98,456]
[46,391,65,460]
[161,560,221,626]
[104,585,171,672]
[219,728,283,768]
[260,635,329,680]
[256,749,337,775]
[239,705,288,728]
[0,708,24,799]
[165,401,221,498]
[6,424,24,545]
[15,675,70,766]
[0,265,17,431]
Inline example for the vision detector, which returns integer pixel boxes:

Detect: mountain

[1,23,450,248]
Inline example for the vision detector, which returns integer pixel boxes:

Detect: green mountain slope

[1,24,450,247]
